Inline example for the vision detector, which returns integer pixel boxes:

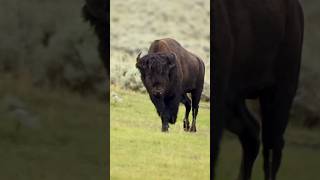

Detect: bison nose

[155,92,162,97]
[152,90,163,97]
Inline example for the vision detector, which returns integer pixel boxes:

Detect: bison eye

[145,74,151,79]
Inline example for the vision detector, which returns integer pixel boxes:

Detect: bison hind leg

[181,94,191,131]
[189,89,203,132]
[260,86,294,180]
[190,108,198,132]
[220,98,260,179]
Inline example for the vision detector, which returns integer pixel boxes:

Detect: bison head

[136,52,176,98]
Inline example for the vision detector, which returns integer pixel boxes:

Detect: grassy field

[0,75,107,180]
[109,85,320,180]
[110,87,210,180]
[217,127,320,180]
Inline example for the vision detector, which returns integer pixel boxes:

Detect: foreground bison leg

[260,87,296,180]
[161,110,170,132]
[151,95,180,132]
[261,10,302,178]
[161,116,169,132]
[180,94,191,131]
[260,91,290,180]
[164,95,180,124]
[235,100,260,180]
[150,96,169,132]
[238,133,260,180]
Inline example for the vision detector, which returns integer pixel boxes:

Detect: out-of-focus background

[110,0,210,179]
[293,0,320,128]
[0,0,107,179]
[0,0,106,95]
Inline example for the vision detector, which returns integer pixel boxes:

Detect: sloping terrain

[110,0,210,96]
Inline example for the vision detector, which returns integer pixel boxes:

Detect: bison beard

[136,38,205,132]
[82,0,109,74]
[212,0,304,180]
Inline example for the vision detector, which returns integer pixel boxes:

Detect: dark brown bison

[136,38,205,132]
[82,0,108,74]
[212,0,304,180]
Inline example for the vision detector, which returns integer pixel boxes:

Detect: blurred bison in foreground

[136,38,205,132]
[212,0,304,179]
[82,0,108,74]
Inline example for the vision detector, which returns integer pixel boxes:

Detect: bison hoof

[189,126,197,132]
[183,120,190,131]
[161,126,169,132]
[161,128,169,132]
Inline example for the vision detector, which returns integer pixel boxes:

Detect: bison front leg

[150,96,169,132]
[181,94,191,131]
[160,95,180,132]
[161,114,170,132]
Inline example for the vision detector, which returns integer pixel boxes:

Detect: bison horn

[136,52,142,62]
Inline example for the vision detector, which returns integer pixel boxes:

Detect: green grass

[110,87,210,180]
[216,127,320,180]
[0,75,107,180]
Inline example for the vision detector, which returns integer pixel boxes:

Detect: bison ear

[136,52,142,63]
[136,52,144,69]
[167,53,176,69]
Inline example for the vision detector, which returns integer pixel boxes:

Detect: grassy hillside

[110,87,210,180]
[110,0,210,96]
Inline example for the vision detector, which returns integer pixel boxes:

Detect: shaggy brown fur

[212,0,304,179]
[136,38,205,132]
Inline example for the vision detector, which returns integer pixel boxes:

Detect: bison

[82,0,109,74]
[136,38,205,132]
[212,0,304,180]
